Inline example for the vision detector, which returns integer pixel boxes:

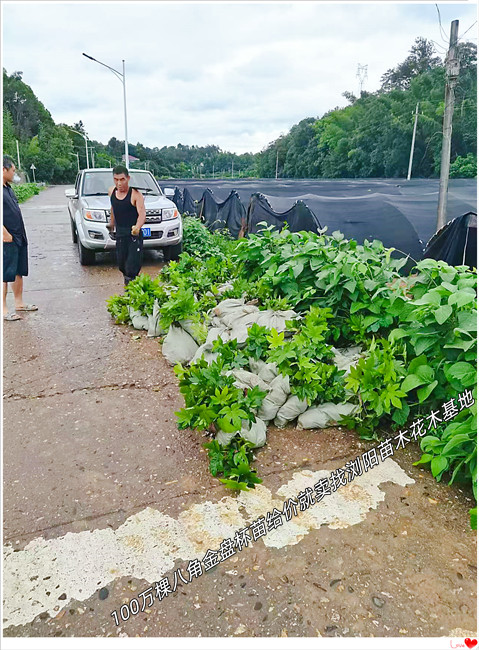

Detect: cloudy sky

[2,1,477,154]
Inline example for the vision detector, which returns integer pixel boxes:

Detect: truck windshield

[82,171,161,196]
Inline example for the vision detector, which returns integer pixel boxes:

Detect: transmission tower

[356,64,368,95]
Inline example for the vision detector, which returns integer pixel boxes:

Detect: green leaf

[431,455,449,479]
[219,478,250,491]
[414,292,442,307]
[448,291,476,308]
[413,453,434,466]
[292,261,304,278]
[415,365,435,384]
[445,362,476,387]
[457,311,478,332]
[470,507,477,530]
[217,418,239,434]
[434,304,453,325]
[408,355,428,374]
[401,374,424,392]
[388,328,408,342]
[417,380,438,403]
[442,434,473,455]
[351,301,368,314]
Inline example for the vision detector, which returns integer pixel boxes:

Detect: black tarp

[197,189,246,238]
[247,193,322,234]
[172,187,184,213]
[167,179,476,263]
[182,187,198,215]
[423,212,477,268]
[274,194,424,262]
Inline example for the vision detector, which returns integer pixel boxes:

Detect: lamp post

[67,127,89,169]
[83,53,129,170]
[69,152,80,172]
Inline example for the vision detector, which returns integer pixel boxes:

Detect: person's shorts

[3,242,28,283]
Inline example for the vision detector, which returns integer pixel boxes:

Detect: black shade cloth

[172,187,184,214]
[197,189,246,238]
[247,193,322,234]
[182,187,198,215]
[422,212,477,269]
[167,179,476,264]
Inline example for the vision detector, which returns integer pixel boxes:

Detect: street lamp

[67,127,90,169]
[83,53,129,170]
[69,152,80,172]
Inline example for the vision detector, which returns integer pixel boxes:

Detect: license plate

[141,227,151,237]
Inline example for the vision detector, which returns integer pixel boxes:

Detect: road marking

[3,458,413,628]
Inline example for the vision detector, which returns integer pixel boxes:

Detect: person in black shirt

[3,156,38,321]
[108,165,146,286]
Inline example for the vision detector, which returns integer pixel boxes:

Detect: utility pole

[213,165,215,179]
[16,140,21,170]
[231,161,234,178]
[275,150,279,179]
[437,19,460,231]
[407,102,419,181]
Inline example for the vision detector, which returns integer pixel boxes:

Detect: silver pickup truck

[65,168,182,265]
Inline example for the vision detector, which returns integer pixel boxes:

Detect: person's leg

[125,235,143,282]
[3,282,8,314]
[116,236,129,285]
[12,275,23,309]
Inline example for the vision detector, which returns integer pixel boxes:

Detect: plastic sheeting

[422,212,477,269]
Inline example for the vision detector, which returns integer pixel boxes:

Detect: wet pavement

[2,185,477,640]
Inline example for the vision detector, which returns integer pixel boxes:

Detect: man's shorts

[3,242,28,283]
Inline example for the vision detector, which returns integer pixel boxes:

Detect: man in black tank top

[108,165,146,286]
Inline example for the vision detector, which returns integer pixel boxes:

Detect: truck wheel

[77,237,95,265]
[70,218,78,243]
[163,242,183,262]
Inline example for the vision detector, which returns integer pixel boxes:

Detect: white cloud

[2,1,477,153]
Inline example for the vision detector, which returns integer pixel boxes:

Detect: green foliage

[106,294,130,324]
[450,153,477,178]
[234,226,405,336]
[181,216,237,259]
[125,273,167,317]
[344,337,408,438]
[159,286,197,330]
[266,308,345,405]
[174,357,267,474]
[11,183,40,202]
[203,437,262,490]
[256,39,476,179]
[414,399,476,511]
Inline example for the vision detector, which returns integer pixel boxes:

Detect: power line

[458,21,478,40]
[435,4,450,43]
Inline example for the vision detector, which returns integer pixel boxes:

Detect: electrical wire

[435,4,450,43]
[458,21,478,41]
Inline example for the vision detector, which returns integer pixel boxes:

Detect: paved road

[3,185,476,642]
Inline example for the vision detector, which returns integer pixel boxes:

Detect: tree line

[2,37,477,183]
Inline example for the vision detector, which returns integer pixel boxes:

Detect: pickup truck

[65,168,182,265]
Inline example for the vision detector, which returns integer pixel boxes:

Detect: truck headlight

[83,209,108,222]
[162,208,179,221]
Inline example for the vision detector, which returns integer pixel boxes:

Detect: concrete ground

[2,185,476,641]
